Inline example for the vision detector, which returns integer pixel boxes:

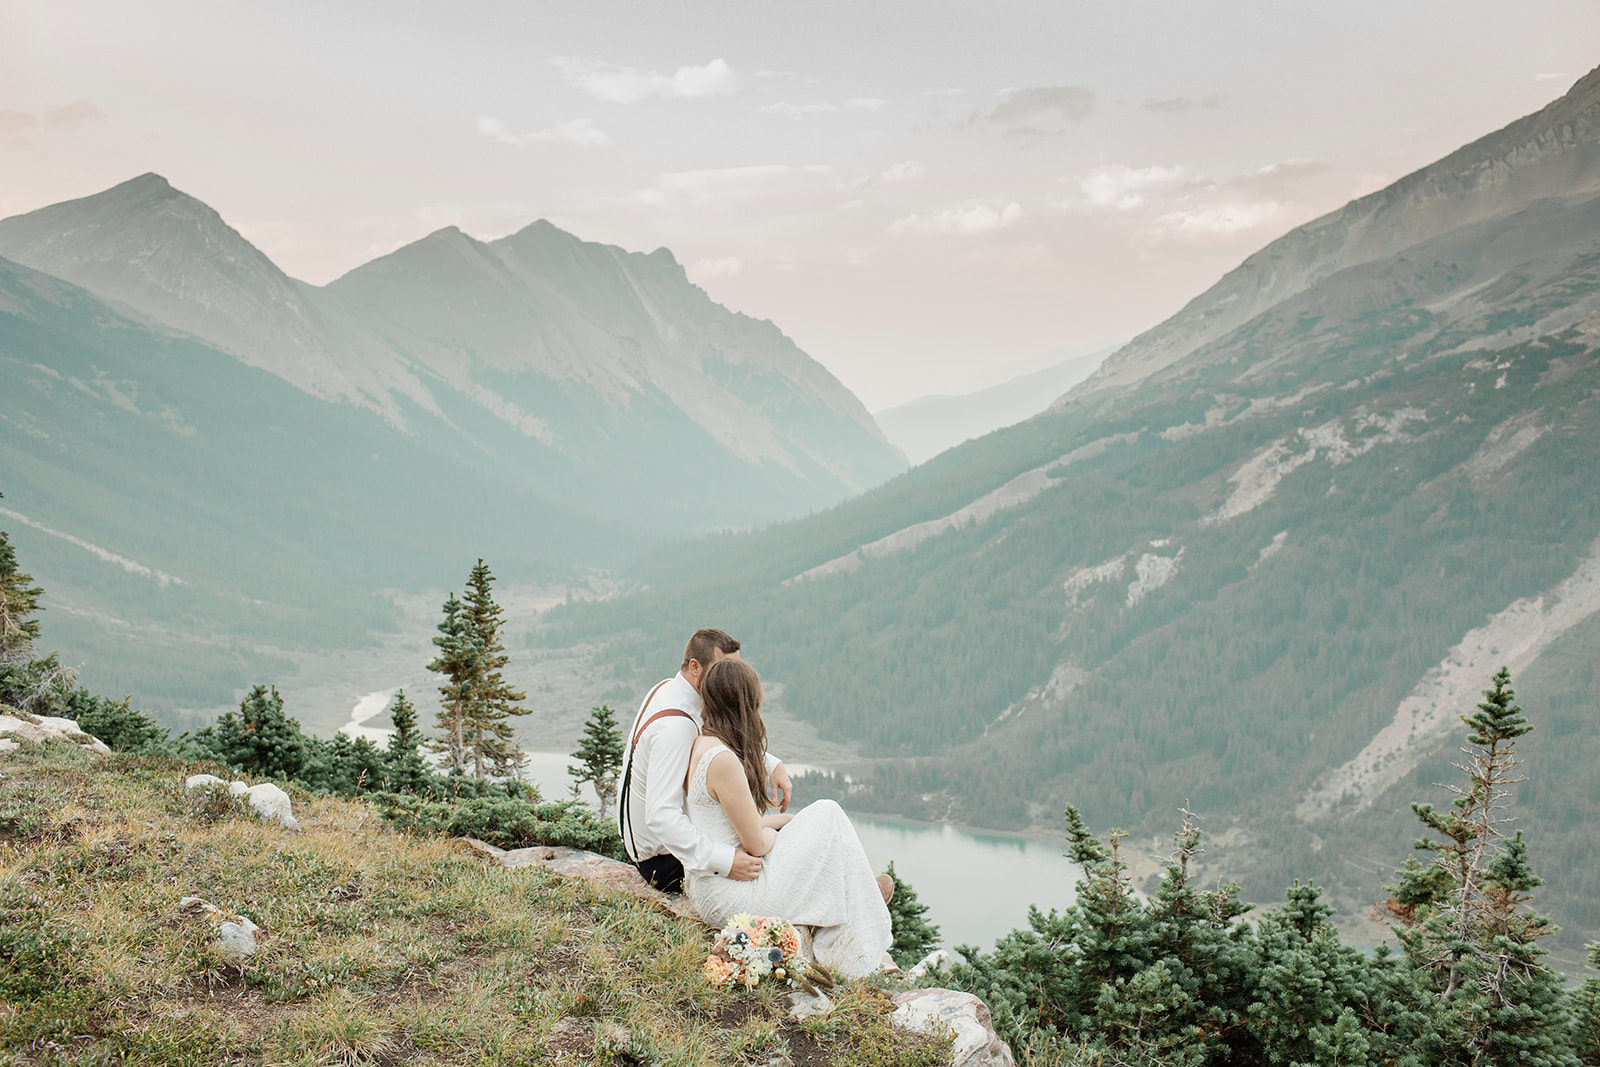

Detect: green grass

[0,742,951,1066]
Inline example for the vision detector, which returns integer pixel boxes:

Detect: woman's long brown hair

[699,658,770,815]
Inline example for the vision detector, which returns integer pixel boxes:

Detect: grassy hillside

[0,742,947,1066]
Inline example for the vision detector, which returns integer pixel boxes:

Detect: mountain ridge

[1068,64,1600,400]
[0,174,903,509]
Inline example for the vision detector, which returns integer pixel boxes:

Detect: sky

[2,1,1597,410]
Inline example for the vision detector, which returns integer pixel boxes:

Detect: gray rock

[243,782,298,830]
[908,948,955,979]
[784,989,834,1021]
[182,775,298,829]
[34,715,112,753]
[217,916,259,956]
[891,988,1015,1067]
[0,714,111,753]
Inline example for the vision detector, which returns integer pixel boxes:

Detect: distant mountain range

[541,67,1600,969]
[0,177,904,711]
[0,175,903,527]
[874,344,1117,465]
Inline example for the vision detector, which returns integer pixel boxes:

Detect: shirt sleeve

[644,718,736,877]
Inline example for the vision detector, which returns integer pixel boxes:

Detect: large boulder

[890,988,1015,1067]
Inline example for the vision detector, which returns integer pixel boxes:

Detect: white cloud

[761,101,838,117]
[42,100,106,130]
[691,256,744,278]
[874,161,925,183]
[1533,72,1570,82]
[0,110,38,134]
[761,97,888,118]
[1156,200,1281,235]
[553,57,738,103]
[1080,164,1193,210]
[477,116,609,147]
[628,163,833,207]
[890,200,1024,236]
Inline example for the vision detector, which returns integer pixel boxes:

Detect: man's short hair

[682,628,740,671]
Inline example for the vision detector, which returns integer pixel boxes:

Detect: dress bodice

[686,742,742,852]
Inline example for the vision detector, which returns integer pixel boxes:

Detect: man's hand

[729,849,764,881]
[770,762,793,813]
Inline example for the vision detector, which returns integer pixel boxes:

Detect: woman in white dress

[683,658,895,978]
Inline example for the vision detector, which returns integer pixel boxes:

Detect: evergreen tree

[885,860,941,968]
[68,691,168,752]
[385,689,432,794]
[567,704,623,818]
[187,684,311,781]
[0,496,44,660]
[1379,667,1579,1067]
[1573,943,1600,1066]
[461,560,528,780]
[426,592,482,775]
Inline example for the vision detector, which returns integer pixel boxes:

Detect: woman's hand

[760,811,794,831]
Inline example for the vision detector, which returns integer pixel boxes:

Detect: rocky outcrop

[0,711,111,754]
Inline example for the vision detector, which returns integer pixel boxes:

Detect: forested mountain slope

[538,70,1600,962]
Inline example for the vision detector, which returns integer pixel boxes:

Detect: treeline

[942,671,1600,1066]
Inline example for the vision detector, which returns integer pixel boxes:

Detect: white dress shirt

[619,671,779,877]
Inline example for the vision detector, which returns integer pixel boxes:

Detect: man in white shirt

[619,627,793,892]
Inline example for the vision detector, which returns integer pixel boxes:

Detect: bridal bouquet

[702,914,806,988]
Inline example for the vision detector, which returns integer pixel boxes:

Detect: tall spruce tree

[461,560,528,779]
[885,860,941,968]
[568,704,623,818]
[426,592,481,775]
[385,689,432,794]
[1379,667,1578,1067]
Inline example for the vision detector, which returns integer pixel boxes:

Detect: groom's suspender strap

[621,679,695,862]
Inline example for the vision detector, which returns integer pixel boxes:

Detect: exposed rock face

[0,712,111,754]
[890,988,1016,1067]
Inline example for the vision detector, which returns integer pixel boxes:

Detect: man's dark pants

[633,853,685,894]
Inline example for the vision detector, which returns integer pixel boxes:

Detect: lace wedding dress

[685,743,893,978]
